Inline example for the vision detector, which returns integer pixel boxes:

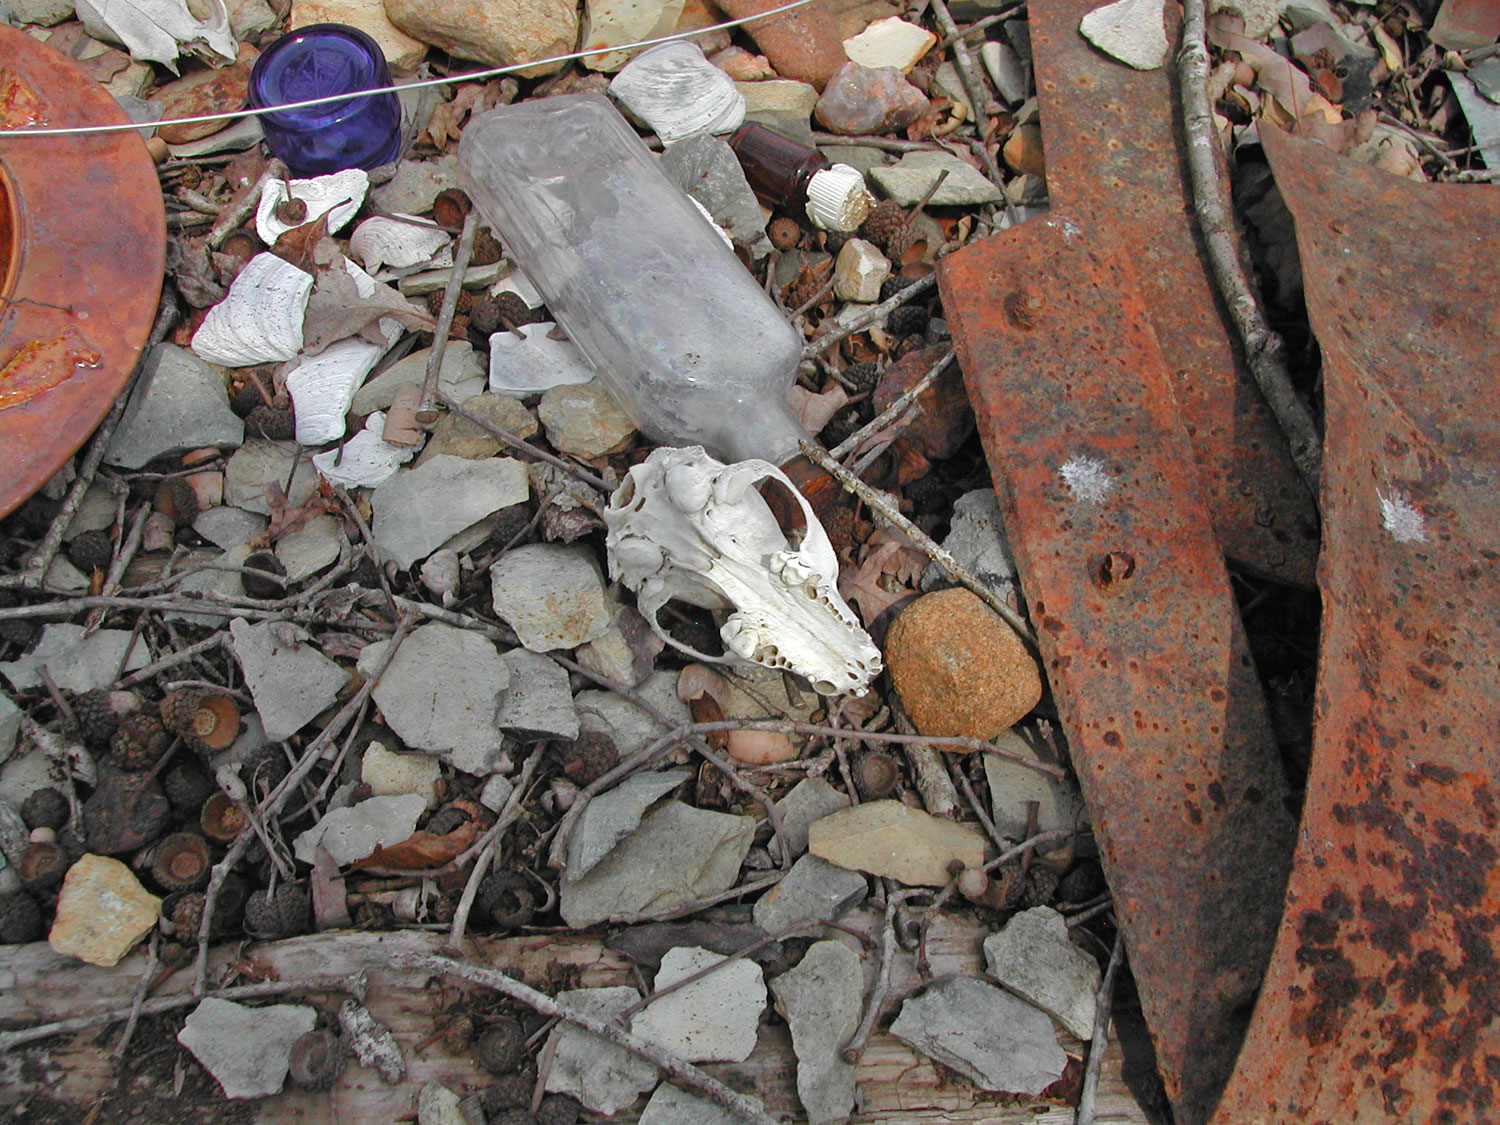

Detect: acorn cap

[17,841,69,892]
[287,1028,347,1091]
[150,831,212,891]
[154,477,199,528]
[0,891,45,944]
[806,164,874,232]
[160,688,241,753]
[200,791,247,842]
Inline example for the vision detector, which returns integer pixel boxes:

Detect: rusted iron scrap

[0,26,165,518]
[1027,0,1320,586]
[1211,126,1500,1125]
[939,215,1297,1125]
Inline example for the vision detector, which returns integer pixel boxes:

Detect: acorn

[163,761,216,817]
[287,1028,348,1090]
[217,874,250,933]
[492,291,543,329]
[244,881,312,939]
[200,792,247,843]
[474,871,538,931]
[0,604,39,649]
[20,787,69,832]
[154,477,199,528]
[852,748,901,800]
[471,227,503,266]
[821,405,864,448]
[537,1095,582,1125]
[245,404,296,441]
[241,550,288,599]
[558,731,618,788]
[480,1072,535,1113]
[431,188,471,230]
[150,832,212,891]
[109,713,172,771]
[886,302,930,339]
[17,841,69,892]
[66,530,113,574]
[475,1017,528,1075]
[0,891,44,944]
[68,688,128,747]
[160,688,241,753]
[167,891,206,940]
[426,288,476,317]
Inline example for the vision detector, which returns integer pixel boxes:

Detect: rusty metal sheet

[939,215,1296,1125]
[1027,0,1319,585]
[0,26,166,517]
[1211,127,1500,1125]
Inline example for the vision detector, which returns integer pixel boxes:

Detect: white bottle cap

[805,164,874,232]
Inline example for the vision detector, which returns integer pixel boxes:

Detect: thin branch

[802,273,939,359]
[843,886,925,1063]
[1076,930,1127,1125]
[418,209,480,424]
[828,348,955,462]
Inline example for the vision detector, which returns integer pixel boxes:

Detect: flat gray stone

[193,505,267,551]
[294,792,428,865]
[984,906,1101,1040]
[0,624,149,694]
[770,940,862,1124]
[536,380,636,460]
[495,648,578,740]
[229,619,347,741]
[661,132,768,244]
[0,692,19,761]
[574,671,692,757]
[224,440,319,516]
[62,482,118,539]
[818,144,890,176]
[771,777,851,860]
[574,604,664,689]
[869,150,1003,206]
[177,998,317,1099]
[984,729,1087,848]
[349,340,485,416]
[371,154,458,215]
[0,0,76,26]
[631,945,766,1063]
[889,976,1066,1094]
[560,800,756,928]
[105,344,244,469]
[167,543,252,627]
[371,454,529,569]
[565,769,691,882]
[981,39,1028,104]
[416,1081,466,1125]
[489,544,612,651]
[544,986,658,1115]
[640,1083,763,1125]
[738,79,818,143]
[414,391,537,466]
[922,488,1016,593]
[357,622,508,775]
[752,854,867,933]
[275,514,343,583]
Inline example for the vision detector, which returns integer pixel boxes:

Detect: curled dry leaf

[350,816,481,871]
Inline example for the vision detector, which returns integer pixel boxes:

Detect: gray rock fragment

[293,793,428,865]
[983,729,1087,846]
[921,488,1016,593]
[771,777,851,860]
[984,906,1102,1039]
[889,975,1066,1094]
[870,150,1004,206]
[770,940,862,1123]
[574,671,692,757]
[176,998,317,1099]
[349,340,485,416]
[193,505,267,551]
[496,648,579,740]
[372,154,458,215]
[536,380,636,459]
[565,769,691,882]
[560,800,756,928]
[489,544,612,651]
[574,604,664,689]
[167,543,252,627]
[229,619,347,741]
[224,440,318,516]
[752,854,867,933]
[544,986,659,1114]
[631,945,766,1063]
[275,514,343,582]
[0,624,149,694]
[981,39,1029,104]
[356,622,509,775]
[371,454,529,569]
[660,132,769,244]
[640,1083,764,1125]
[105,344,244,469]
[0,692,19,760]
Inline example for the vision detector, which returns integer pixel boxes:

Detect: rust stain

[0,67,48,128]
[939,214,1295,1125]
[1213,126,1500,1125]
[0,325,101,409]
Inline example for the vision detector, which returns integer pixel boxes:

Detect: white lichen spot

[1379,491,1427,543]
[1060,456,1115,505]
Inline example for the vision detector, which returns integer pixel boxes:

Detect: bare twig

[1076,931,1127,1125]
[418,209,480,425]
[83,505,149,632]
[802,273,939,359]
[110,930,161,1060]
[436,393,612,493]
[843,886,925,1063]
[1178,0,1322,495]
[414,956,779,1125]
[113,633,224,688]
[828,348,955,462]
[207,159,287,250]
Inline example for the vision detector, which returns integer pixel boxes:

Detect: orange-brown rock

[148,45,258,145]
[884,588,1041,739]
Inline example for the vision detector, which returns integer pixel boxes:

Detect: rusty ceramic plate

[0,25,165,518]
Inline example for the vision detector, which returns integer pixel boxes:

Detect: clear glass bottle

[728,123,873,232]
[456,94,812,467]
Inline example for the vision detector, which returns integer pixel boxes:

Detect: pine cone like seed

[0,891,45,944]
[69,689,123,746]
[475,1017,528,1075]
[21,787,70,831]
[0,616,40,649]
[169,892,206,940]
[66,530,113,574]
[244,882,312,939]
[887,303,930,339]
[241,550,288,599]
[109,713,171,771]
[493,291,543,330]
[245,404,296,441]
[471,228,504,266]
[537,1094,582,1125]
[154,477,199,528]
[860,199,908,253]
[841,361,880,393]
[468,295,502,335]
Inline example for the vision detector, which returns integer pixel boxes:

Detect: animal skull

[604,446,881,696]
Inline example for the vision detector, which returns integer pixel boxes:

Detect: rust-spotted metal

[939,214,1296,1125]
[1212,126,1500,1125]
[0,26,166,517]
[1027,0,1320,585]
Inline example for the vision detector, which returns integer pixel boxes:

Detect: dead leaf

[788,382,850,434]
[300,261,436,355]
[311,845,351,930]
[351,818,482,871]
[1209,14,1340,126]
[839,529,928,625]
[421,79,518,151]
[269,214,338,273]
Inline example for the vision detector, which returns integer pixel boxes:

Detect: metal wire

[0,0,820,139]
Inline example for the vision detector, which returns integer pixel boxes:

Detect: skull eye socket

[755,477,807,549]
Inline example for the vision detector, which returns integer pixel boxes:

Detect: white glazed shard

[286,327,400,446]
[609,41,746,144]
[348,214,451,272]
[255,168,370,245]
[191,253,312,367]
[488,323,597,396]
[605,446,881,695]
[312,412,417,487]
[1079,0,1170,70]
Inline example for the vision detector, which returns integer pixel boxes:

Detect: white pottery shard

[842,16,938,72]
[191,253,311,367]
[75,0,236,72]
[609,41,746,144]
[349,214,451,272]
[604,446,881,695]
[286,331,399,446]
[488,323,597,396]
[1079,0,1170,70]
[255,168,370,245]
[312,412,417,487]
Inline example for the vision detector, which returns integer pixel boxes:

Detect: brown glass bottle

[728,123,872,232]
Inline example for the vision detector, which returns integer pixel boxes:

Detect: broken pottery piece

[891,976,1067,1094]
[1079,0,1170,70]
[191,253,312,367]
[842,16,937,72]
[254,168,370,244]
[285,329,399,446]
[544,987,659,1114]
[487,323,597,397]
[609,40,746,144]
[312,411,417,488]
[631,945,767,1063]
[348,214,450,272]
[984,906,1102,1039]
[604,445,880,695]
[177,998,317,1099]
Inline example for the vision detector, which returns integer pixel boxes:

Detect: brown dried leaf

[300,259,436,355]
[839,530,927,625]
[269,213,337,273]
[421,79,517,150]
[351,819,481,871]
[787,382,850,434]
[311,845,351,930]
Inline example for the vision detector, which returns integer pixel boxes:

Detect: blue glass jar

[248,24,401,175]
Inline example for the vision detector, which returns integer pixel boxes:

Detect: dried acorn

[853,748,901,800]
[245,404,296,441]
[109,713,172,771]
[488,1112,538,1125]
[66,530,113,574]
[886,302,930,338]
[431,187,472,229]
[475,1016,528,1075]
[474,871,539,931]
[200,792,246,842]
[17,841,69,892]
[0,891,44,944]
[20,787,69,831]
[244,881,312,939]
[481,1072,536,1113]
[68,688,126,746]
[241,550,288,599]
[163,761,216,816]
[150,832,212,891]
[287,1028,348,1090]
[167,891,206,940]
[160,688,241,753]
[537,1094,582,1125]
[471,227,503,266]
